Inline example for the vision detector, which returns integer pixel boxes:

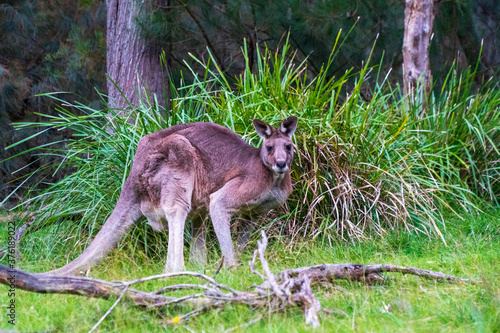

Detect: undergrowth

[0,37,498,261]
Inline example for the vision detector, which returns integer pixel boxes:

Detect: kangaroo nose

[276,161,286,169]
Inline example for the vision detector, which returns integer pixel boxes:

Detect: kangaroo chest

[245,184,289,213]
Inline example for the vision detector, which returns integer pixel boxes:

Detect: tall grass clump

[421,68,499,205]
[2,38,498,264]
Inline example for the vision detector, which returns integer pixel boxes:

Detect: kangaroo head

[253,116,298,174]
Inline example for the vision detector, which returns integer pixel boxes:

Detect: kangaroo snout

[275,161,287,173]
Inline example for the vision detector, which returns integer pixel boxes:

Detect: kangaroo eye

[266,146,273,153]
[285,144,292,151]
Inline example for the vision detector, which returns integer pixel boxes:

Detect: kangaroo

[46,116,297,275]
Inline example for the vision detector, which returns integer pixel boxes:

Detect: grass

[0,209,499,332]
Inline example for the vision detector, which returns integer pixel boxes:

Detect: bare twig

[153,284,211,294]
[299,275,321,327]
[225,317,262,332]
[121,271,238,294]
[256,231,285,299]
[88,285,129,333]
[249,248,266,280]
[213,256,224,278]
[163,305,211,325]
[150,293,208,308]
[0,264,173,306]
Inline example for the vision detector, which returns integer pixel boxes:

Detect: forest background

[1,0,499,202]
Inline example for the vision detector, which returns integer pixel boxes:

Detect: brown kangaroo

[46,116,297,275]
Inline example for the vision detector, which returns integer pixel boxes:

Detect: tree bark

[402,0,435,105]
[107,0,170,113]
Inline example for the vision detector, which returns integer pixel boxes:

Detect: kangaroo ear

[280,116,298,137]
[253,119,273,138]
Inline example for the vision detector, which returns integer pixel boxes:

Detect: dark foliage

[1,0,499,204]
[136,0,499,83]
[0,0,106,203]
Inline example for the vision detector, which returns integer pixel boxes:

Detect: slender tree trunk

[106,0,170,113]
[402,0,435,107]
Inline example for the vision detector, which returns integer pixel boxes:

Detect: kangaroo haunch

[46,116,298,275]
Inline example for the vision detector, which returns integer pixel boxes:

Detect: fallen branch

[0,231,474,329]
[0,264,172,306]
[278,263,474,284]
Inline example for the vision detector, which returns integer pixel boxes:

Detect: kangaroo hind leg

[161,171,195,273]
[189,215,207,267]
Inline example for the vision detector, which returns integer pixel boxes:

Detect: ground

[0,209,499,332]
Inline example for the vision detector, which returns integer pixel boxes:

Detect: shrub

[2,40,498,261]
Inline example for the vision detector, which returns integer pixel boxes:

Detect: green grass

[1,209,499,332]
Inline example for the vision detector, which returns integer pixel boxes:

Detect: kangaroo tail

[42,181,141,276]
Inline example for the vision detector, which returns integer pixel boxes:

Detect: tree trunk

[106,0,170,113]
[402,0,435,107]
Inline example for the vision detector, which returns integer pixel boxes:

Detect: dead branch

[0,264,172,306]
[153,283,211,294]
[278,263,474,284]
[0,231,475,329]
[121,270,239,295]
[213,256,224,278]
[256,231,285,299]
